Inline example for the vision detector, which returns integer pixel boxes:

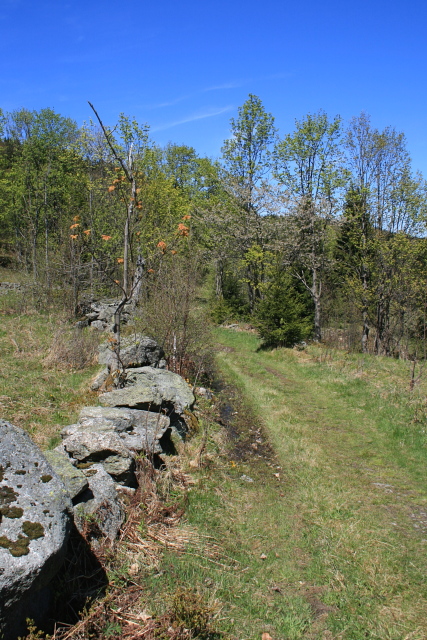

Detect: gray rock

[90,368,109,391]
[43,450,88,500]
[99,366,195,415]
[61,431,135,484]
[73,464,125,540]
[0,420,72,640]
[195,387,214,400]
[60,424,80,438]
[91,320,107,331]
[98,335,165,370]
[76,406,170,453]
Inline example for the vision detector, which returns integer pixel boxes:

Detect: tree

[2,108,80,280]
[344,113,427,354]
[254,266,313,347]
[221,94,277,310]
[274,110,345,340]
[88,103,149,297]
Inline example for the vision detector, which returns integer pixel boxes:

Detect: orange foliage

[70,234,78,240]
[171,250,177,255]
[83,229,91,236]
[101,235,112,241]
[148,268,155,273]
[177,223,189,237]
[108,185,115,192]
[157,241,167,252]
[69,223,80,230]
[73,215,81,222]
[117,258,124,264]
[182,214,191,221]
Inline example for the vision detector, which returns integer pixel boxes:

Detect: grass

[0,289,100,448]
[141,328,427,639]
[198,328,427,639]
[4,281,427,638]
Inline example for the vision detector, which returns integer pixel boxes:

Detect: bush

[253,271,313,348]
[135,253,214,383]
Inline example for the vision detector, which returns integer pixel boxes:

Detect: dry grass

[44,323,100,370]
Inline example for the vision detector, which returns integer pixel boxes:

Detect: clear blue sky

[1,0,426,174]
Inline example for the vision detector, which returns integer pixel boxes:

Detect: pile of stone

[0,334,196,640]
[92,335,167,390]
[76,297,135,331]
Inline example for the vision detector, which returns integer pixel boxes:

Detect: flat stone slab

[0,421,72,639]
[62,407,170,454]
[99,366,195,414]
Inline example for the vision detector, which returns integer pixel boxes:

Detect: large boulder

[98,335,166,370]
[0,421,72,640]
[99,366,195,415]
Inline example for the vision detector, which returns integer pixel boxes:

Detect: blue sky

[1,0,426,174]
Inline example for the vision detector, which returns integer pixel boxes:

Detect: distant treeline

[1,98,426,358]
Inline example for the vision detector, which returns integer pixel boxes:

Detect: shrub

[253,271,313,348]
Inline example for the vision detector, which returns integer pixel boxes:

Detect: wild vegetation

[1,97,427,360]
[2,96,427,638]
[3,286,427,638]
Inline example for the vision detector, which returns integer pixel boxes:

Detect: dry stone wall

[0,334,196,640]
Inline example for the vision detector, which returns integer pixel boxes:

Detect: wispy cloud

[147,80,245,110]
[151,95,192,109]
[151,106,234,132]
[203,80,247,91]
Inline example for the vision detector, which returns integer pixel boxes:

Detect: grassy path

[199,328,427,639]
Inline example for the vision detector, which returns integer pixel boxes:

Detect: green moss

[0,534,30,556]
[9,535,30,557]
[41,474,52,483]
[14,469,26,475]
[184,409,200,434]
[1,505,23,518]
[0,536,11,548]
[22,521,44,540]
[0,485,18,506]
[76,462,93,469]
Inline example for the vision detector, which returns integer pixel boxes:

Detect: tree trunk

[130,251,144,302]
[361,268,369,353]
[312,267,322,342]
[215,259,224,298]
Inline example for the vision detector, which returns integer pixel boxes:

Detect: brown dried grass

[44,324,100,370]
